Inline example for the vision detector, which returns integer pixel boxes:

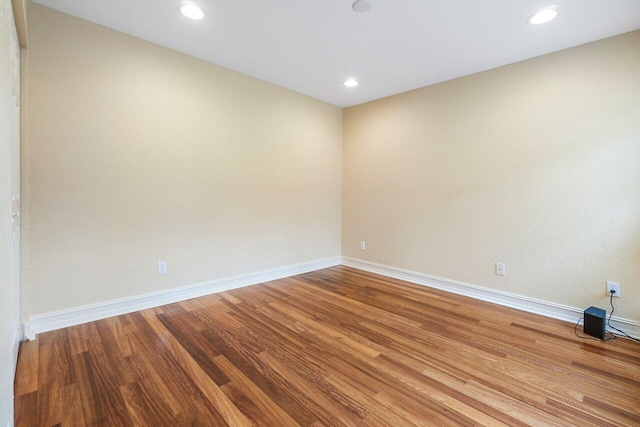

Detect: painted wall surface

[0,0,19,424]
[24,4,342,318]
[343,31,640,321]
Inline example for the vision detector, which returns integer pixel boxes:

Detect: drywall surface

[24,3,342,318]
[343,31,640,321]
[0,0,19,424]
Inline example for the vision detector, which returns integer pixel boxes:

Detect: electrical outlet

[495,263,505,276]
[606,281,620,297]
[360,241,366,251]
[158,261,167,275]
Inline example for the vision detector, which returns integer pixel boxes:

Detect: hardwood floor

[14,266,640,426]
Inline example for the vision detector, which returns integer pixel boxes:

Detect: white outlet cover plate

[158,261,167,275]
[606,281,620,297]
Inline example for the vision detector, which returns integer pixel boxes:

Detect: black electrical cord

[573,317,616,341]
[606,291,640,344]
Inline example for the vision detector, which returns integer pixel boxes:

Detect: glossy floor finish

[14,266,640,426]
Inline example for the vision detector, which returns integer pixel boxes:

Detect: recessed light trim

[527,6,558,25]
[352,0,373,13]
[178,1,204,20]
[344,79,359,87]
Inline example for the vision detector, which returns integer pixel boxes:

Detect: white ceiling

[32,0,640,107]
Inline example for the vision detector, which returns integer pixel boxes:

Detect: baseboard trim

[24,256,341,339]
[342,257,639,339]
[23,323,34,341]
[23,255,639,341]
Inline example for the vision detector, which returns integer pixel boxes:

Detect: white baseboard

[342,257,640,340]
[23,323,34,341]
[23,255,639,341]
[24,256,341,339]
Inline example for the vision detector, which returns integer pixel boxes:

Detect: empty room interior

[2,0,640,425]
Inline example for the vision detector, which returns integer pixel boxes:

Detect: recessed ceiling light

[352,0,373,13]
[527,6,558,25]
[178,1,204,20]
[344,79,359,87]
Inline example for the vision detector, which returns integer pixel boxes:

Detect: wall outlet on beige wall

[158,261,167,275]
[496,263,505,276]
[606,281,620,297]
[360,241,366,251]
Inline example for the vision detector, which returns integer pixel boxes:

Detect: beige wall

[23,3,342,318]
[22,4,640,327]
[1,0,20,423]
[343,31,640,321]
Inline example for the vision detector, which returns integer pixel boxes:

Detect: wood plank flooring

[14,266,640,426]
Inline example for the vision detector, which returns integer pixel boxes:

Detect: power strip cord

[606,290,640,344]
